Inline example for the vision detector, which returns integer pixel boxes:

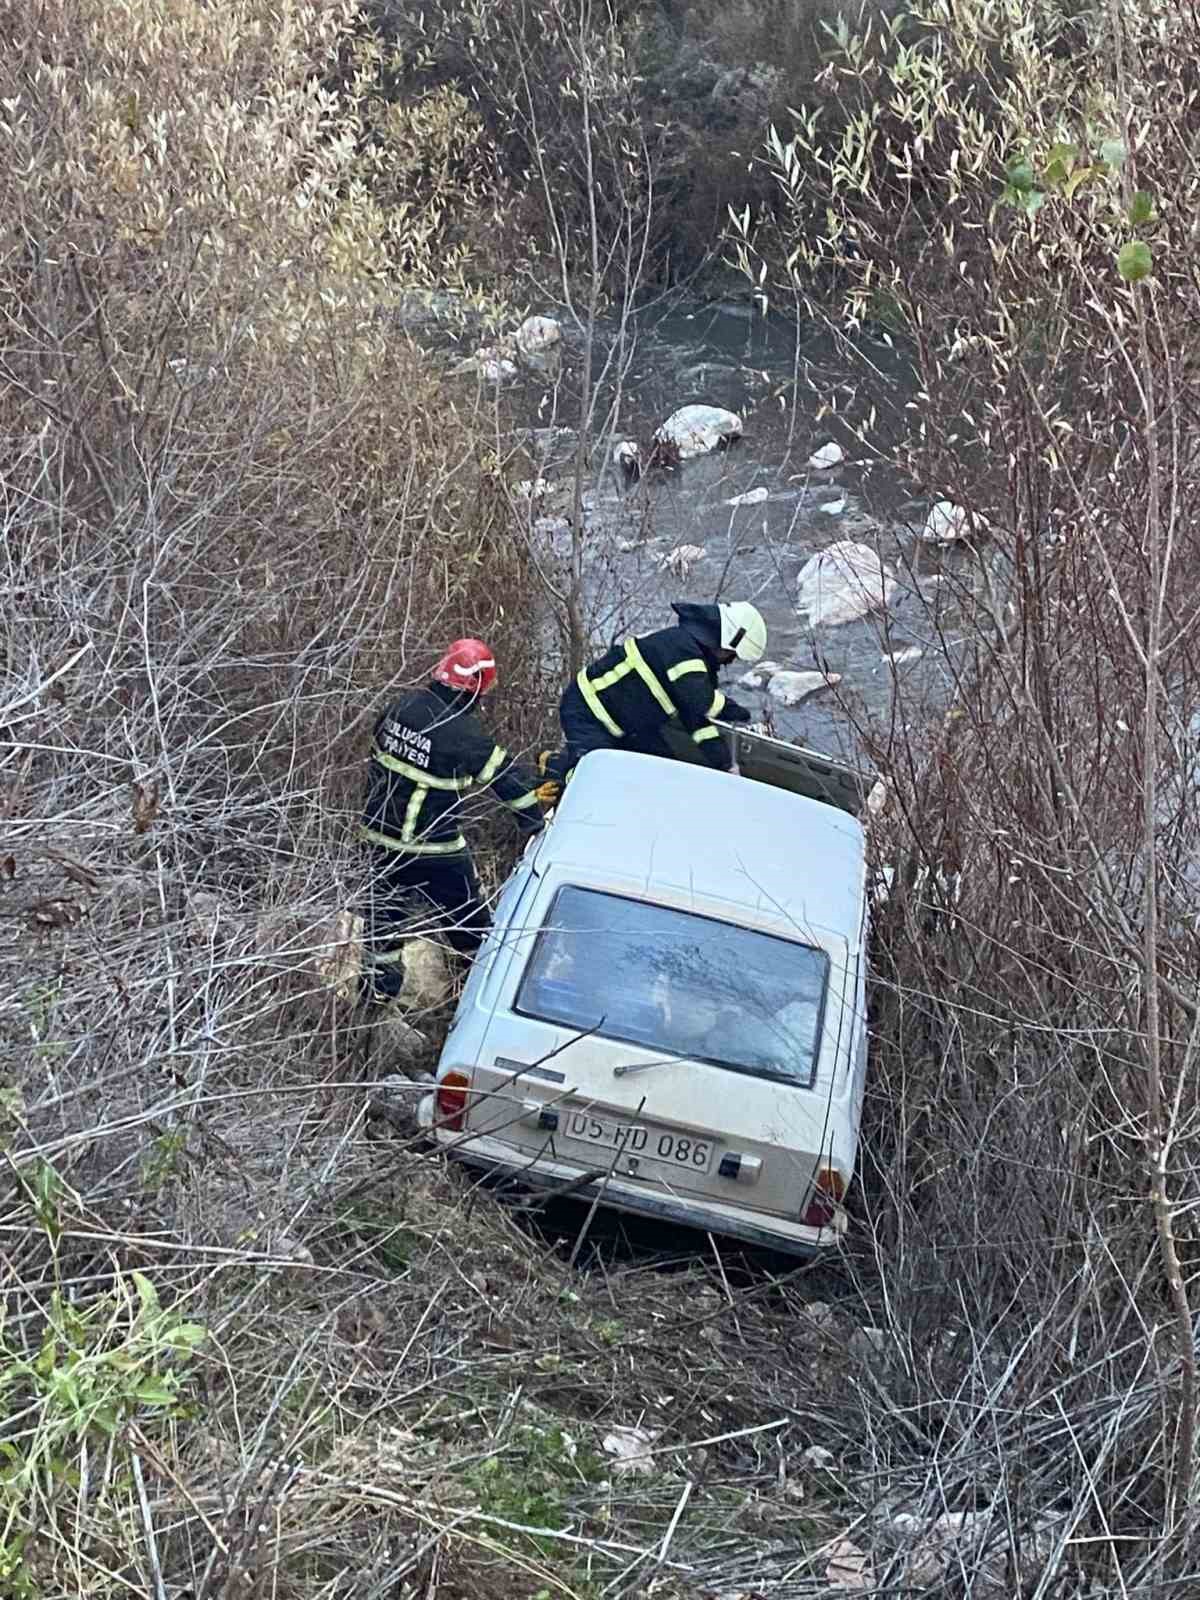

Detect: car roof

[538,749,865,944]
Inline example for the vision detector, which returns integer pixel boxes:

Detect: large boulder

[767,669,841,707]
[516,315,562,356]
[657,543,707,579]
[796,541,898,626]
[739,659,782,688]
[653,404,743,461]
[921,499,972,543]
[451,346,517,383]
[808,440,845,470]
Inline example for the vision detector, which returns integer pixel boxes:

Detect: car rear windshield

[515,885,830,1087]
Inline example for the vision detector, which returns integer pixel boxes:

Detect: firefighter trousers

[361,846,490,1000]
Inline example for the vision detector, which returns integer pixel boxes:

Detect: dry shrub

[0,2,556,1591]
[729,0,1200,1584]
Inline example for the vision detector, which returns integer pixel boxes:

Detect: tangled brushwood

[4,0,1200,1595]
[732,0,1200,1585]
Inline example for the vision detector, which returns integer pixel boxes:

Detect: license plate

[562,1110,713,1174]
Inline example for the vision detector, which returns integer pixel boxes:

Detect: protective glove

[536,778,562,809]
[721,696,753,725]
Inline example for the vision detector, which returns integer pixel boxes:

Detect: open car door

[661,722,873,818]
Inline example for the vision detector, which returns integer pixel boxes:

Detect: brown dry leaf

[822,1535,874,1592]
[46,851,100,891]
[1,855,14,879]
[131,780,160,834]
[29,898,80,931]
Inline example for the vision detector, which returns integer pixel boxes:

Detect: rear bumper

[418,1102,843,1257]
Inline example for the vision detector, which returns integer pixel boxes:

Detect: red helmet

[432,638,497,695]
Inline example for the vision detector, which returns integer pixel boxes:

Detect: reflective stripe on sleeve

[477,744,508,785]
[371,747,471,790]
[359,825,468,855]
[692,725,721,744]
[707,689,726,719]
[666,657,707,682]
[507,789,542,811]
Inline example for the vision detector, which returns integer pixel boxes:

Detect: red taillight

[435,1071,471,1131]
[801,1166,847,1228]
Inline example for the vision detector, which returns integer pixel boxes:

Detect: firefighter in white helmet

[541,601,766,790]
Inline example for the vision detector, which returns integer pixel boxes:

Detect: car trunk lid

[456,1046,843,1221]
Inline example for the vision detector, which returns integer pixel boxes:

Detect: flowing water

[439,294,984,768]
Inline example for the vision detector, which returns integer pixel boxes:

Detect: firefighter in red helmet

[359,639,543,1001]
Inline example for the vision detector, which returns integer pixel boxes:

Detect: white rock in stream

[458,346,517,383]
[922,499,971,543]
[739,659,781,688]
[796,541,898,626]
[515,315,561,355]
[725,485,769,507]
[809,440,845,470]
[767,670,841,707]
[819,495,847,516]
[867,777,894,818]
[654,404,743,459]
[658,543,707,578]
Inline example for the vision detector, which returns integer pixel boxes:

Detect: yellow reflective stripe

[477,744,507,785]
[371,746,470,791]
[359,825,468,855]
[397,836,468,855]
[402,786,427,843]
[577,666,625,738]
[692,725,721,744]
[591,654,636,694]
[624,637,677,718]
[666,657,707,682]
[507,789,542,811]
[707,689,726,719]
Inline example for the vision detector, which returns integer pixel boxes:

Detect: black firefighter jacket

[361,682,543,858]
[573,602,752,769]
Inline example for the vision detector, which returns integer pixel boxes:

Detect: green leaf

[1118,240,1153,282]
[1005,155,1036,191]
[163,1322,208,1352]
[1021,190,1046,218]
[1046,141,1078,169]
[1101,138,1127,169]
[1130,190,1157,226]
[134,1380,177,1407]
[1063,165,1102,200]
[131,1272,160,1318]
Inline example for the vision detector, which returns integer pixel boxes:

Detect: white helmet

[719,601,767,662]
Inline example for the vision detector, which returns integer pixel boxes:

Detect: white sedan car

[418,731,871,1255]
